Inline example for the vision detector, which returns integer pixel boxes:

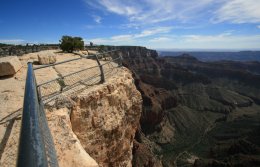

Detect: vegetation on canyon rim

[59,35,84,53]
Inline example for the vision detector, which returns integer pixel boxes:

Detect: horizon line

[1,42,260,52]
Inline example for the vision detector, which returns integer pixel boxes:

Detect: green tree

[60,36,84,52]
[73,37,84,50]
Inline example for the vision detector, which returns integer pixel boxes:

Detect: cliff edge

[0,50,142,167]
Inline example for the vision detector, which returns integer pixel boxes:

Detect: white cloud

[183,32,232,42]
[88,26,172,44]
[134,27,172,38]
[149,37,171,42]
[213,0,260,23]
[86,0,260,25]
[87,34,133,45]
[92,15,102,23]
[84,1,260,49]
[88,33,260,49]
[86,0,215,24]
[99,0,141,16]
[0,39,25,44]
[111,34,134,42]
[119,23,140,29]
[175,33,260,49]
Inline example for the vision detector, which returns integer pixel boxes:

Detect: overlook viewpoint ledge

[0,50,142,167]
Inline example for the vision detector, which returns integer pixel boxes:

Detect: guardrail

[35,50,122,102]
[33,50,119,70]
[17,63,59,167]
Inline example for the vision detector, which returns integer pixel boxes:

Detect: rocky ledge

[0,51,142,167]
[47,67,142,167]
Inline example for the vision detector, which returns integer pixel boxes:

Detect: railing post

[95,54,105,83]
[17,63,48,167]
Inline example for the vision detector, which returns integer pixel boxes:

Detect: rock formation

[0,56,22,76]
[50,68,142,167]
[47,108,99,167]
[37,50,57,64]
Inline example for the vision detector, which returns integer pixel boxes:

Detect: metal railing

[17,63,59,167]
[33,49,119,70]
[35,50,122,102]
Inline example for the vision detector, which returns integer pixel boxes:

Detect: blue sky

[0,0,260,50]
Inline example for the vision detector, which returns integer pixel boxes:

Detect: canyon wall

[113,46,260,167]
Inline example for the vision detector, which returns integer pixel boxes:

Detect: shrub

[60,36,84,52]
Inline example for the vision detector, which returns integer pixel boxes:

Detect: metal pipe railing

[33,57,83,70]
[95,54,105,83]
[37,54,122,88]
[33,50,119,70]
[17,63,48,167]
[17,63,58,167]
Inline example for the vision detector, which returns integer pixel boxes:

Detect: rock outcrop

[47,108,99,167]
[0,56,22,76]
[37,51,56,64]
[69,68,142,167]
[42,55,142,166]
[44,67,142,167]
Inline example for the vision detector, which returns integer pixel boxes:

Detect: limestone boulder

[37,51,57,65]
[0,56,22,77]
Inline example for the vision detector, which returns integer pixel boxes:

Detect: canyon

[0,47,260,167]
[116,46,260,167]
